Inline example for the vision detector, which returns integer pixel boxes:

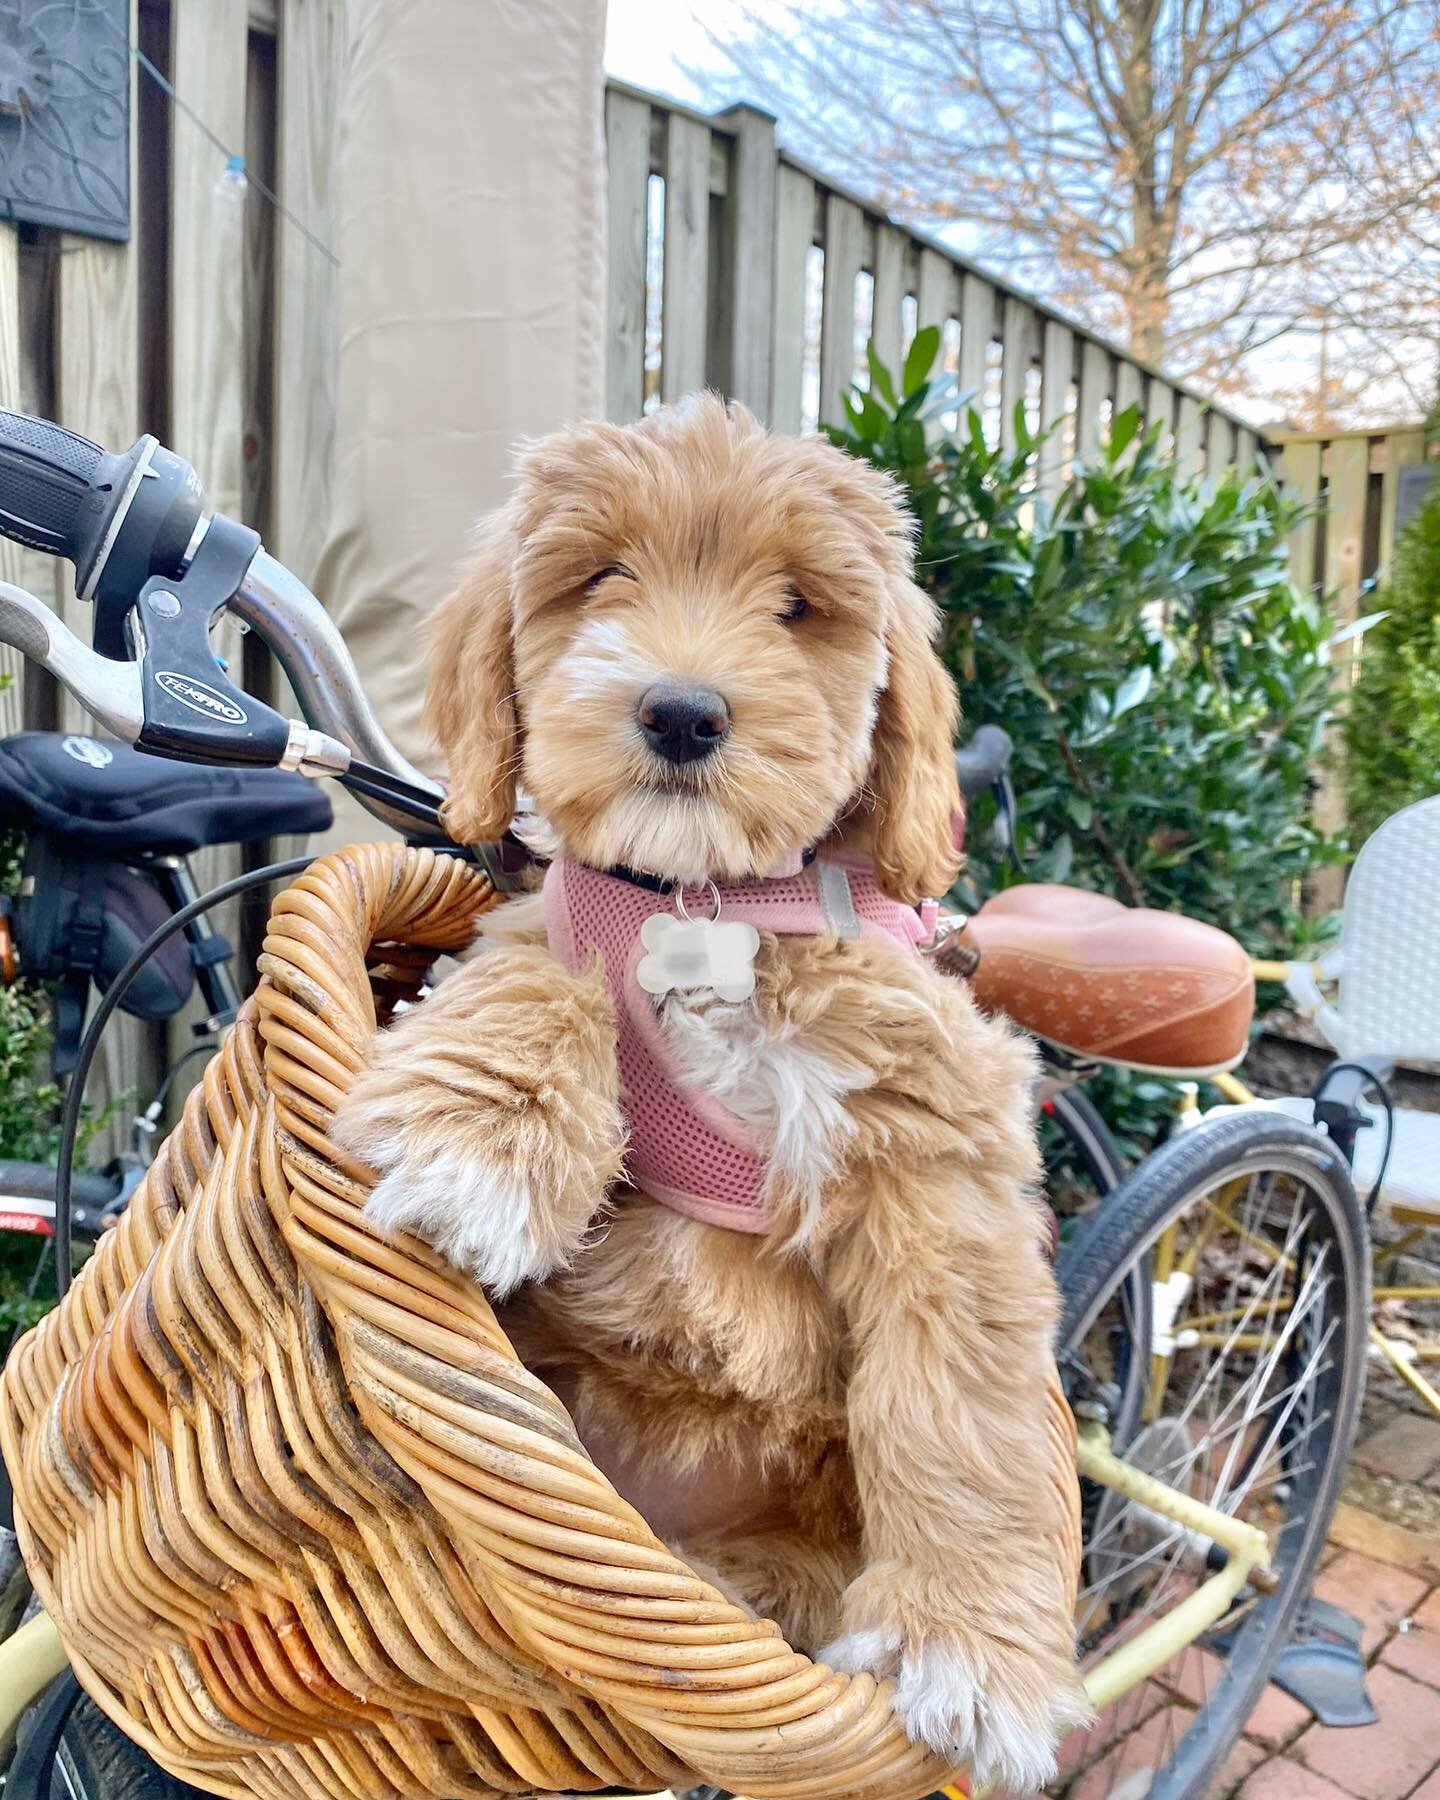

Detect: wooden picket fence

[603,81,1267,489]
[1275,425,1435,907]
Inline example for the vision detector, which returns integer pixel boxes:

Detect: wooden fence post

[957,272,993,416]
[869,224,906,382]
[819,194,865,429]
[1000,297,1039,454]
[770,163,815,434]
[660,114,710,403]
[1037,318,1073,502]
[0,230,28,736]
[1310,436,1370,909]
[1378,430,1426,566]
[717,105,776,422]
[1075,339,1110,462]
[604,90,650,423]
[1281,440,1323,592]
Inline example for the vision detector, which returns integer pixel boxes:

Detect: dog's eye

[779,586,809,623]
[585,565,636,594]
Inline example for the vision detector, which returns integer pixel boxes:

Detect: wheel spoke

[1062,1132,1363,1797]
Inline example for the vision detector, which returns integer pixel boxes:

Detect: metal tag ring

[674,881,722,923]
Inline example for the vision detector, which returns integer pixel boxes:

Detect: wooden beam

[869,223,905,388]
[1075,338,1110,463]
[716,106,776,420]
[660,114,711,403]
[1281,440,1322,591]
[999,296,1039,454]
[1176,395,1203,476]
[1037,319,1073,504]
[770,164,814,434]
[56,1,158,1142]
[1377,430,1426,576]
[242,25,277,539]
[1115,358,1143,424]
[273,0,345,586]
[957,271,994,409]
[819,194,865,430]
[915,247,956,340]
[605,90,650,422]
[1311,435,1370,907]
[0,230,29,735]
[1145,377,1175,452]
[168,0,250,1067]
[1206,409,1235,481]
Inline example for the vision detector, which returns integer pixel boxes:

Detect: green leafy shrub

[1346,479,1440,842]
[828,329,1336,1152]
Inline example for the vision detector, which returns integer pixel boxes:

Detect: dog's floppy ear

[425,511,521,844]
[867,576,963,905]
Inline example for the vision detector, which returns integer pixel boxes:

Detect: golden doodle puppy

[333,394,1090,1792]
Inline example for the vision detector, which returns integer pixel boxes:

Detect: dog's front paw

[350,1138,557,1298]
[821,1619,1090,1795]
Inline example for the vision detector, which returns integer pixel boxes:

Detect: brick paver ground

[1047,1373,1440,1798]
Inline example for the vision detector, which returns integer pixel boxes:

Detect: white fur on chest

[657,986,862,1240]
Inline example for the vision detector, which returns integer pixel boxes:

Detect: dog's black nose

[637,684,731,764]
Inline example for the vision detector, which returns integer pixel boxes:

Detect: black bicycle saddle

[0,731,332,856]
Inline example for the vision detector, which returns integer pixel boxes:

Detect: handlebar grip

[0,410,106,555]
[954,723,1015,798]
[0,408,156,597]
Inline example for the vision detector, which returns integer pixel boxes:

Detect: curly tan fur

[333,396,1089,1793]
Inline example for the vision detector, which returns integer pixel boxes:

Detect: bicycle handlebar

[954,723,1013,798]
[0,409,443,834]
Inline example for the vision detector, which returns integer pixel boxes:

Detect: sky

[604,0,728,103]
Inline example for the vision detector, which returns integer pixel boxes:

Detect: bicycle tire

[1056,1110,1369,1800]
[50,1695,210,1800]
[0,1163,118,1235]
[1048,1085,1128,1196]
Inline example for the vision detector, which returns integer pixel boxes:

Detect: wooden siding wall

[1,0,343,1141]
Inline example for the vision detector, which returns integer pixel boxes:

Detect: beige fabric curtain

[313,0,608,848]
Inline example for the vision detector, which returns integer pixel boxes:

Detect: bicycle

[0,406,1370,1800]
[0,728,331,1311]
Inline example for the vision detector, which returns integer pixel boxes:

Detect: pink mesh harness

[543,857,935,1233]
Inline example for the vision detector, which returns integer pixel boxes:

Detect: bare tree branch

[692,0,1439,424]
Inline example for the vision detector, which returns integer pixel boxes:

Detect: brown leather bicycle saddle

[958,884,1253,1075]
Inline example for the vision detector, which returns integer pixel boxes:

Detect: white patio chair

[1212,794,1440,1411]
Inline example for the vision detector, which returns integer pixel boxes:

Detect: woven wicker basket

[0,845,1081,1800]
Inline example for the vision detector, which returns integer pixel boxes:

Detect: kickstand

[1266,1597,1379,1728]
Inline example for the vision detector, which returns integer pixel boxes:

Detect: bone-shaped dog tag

[636,912,760,1001]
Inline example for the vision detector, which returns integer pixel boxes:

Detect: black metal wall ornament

[0,0,130,241]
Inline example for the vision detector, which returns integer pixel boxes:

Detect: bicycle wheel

[0,1162,119,1239]
[1045,1083,1127,1207]
[1056,1110,1369,1800]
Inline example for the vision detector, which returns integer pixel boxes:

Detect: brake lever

[121,515,349,777]
[124,514,291,765]
[995,772,1027,875]
[0,581,143,741]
